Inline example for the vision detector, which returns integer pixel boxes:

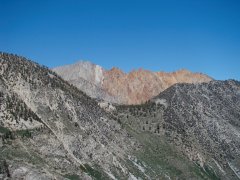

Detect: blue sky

[0,0,239,80]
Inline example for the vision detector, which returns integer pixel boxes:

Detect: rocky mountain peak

[54,61,213,104]
[107,67,125,76]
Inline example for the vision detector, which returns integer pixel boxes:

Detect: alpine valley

[0,52,240,180]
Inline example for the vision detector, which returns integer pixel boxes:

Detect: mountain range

[53,61,212,104]
[0,52,239,179]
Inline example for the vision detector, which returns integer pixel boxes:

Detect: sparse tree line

[3,93,42,124]
[116,101,164,118]
[0,126,33,142]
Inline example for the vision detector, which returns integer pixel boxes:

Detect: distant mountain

[53,61,213,104]
[53,61,121,103]
[1,52,239,180]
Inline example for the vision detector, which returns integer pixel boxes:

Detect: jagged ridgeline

[0,52,240,179]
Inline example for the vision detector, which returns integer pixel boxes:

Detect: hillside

[0,53,137,179]
[116,80,240,179]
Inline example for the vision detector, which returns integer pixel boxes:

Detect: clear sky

[1,0,240,80]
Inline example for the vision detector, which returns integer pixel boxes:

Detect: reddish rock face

[53,62,212,104]
[103,68,212,104]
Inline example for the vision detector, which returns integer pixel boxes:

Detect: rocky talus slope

[53,61,212,104]
[0,52,239,180]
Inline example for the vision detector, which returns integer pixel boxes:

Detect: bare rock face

[54,61,104,86]
[53,61,120,103]
[103,68,212,104]
[53,62,212,104]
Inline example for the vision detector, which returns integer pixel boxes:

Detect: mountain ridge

[53,61,213,104]
[1,52,239,179]
[0,52,138,179]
